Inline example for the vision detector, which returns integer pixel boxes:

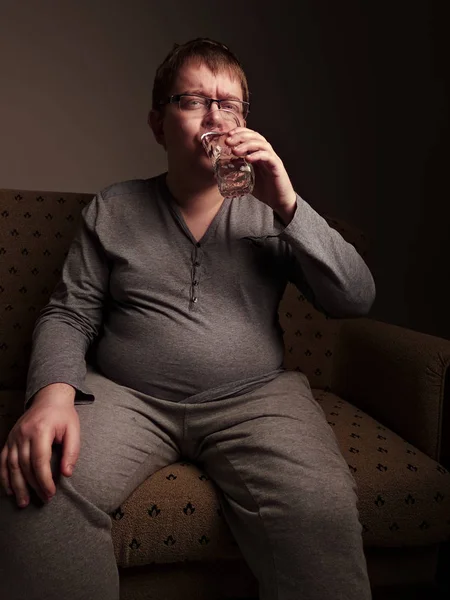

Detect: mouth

[200,131,220,141]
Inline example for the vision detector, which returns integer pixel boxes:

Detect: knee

[315,482,361,533]
[281,470,361,534]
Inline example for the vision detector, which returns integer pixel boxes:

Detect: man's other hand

[0,383,79,508]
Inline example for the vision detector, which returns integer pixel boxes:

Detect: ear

[149,109,166,149]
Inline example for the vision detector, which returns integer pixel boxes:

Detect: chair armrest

[331,318,450,465]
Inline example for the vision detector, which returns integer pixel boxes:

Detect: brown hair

[152,38,249,110]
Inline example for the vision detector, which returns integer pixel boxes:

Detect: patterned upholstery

[279,287,340,390]
[108,390,450,568]
[1,189,449,574]
[0,189,91,389]
[315,391,450,547]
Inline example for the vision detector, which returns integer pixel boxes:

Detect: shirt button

[194,261,200,267]
[193,280,199,286]
[192,297,198,303]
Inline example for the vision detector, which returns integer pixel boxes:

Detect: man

[0,38,375,599]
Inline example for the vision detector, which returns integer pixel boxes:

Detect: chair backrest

[0,189,369,391]
[0,189,92,389]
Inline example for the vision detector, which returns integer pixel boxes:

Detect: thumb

[61,422,80,477]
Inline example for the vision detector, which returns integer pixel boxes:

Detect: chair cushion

[314,389,450,547]
[2,389,449,567]
[110,392,450,567]
[111,462,242,568]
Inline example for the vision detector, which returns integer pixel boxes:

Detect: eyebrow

[184,89,243,101]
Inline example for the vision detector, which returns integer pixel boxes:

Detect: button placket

[190,244,203,307]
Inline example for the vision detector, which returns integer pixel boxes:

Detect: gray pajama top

[26,174,375,404]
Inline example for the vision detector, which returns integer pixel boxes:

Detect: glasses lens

[179,95,208,110]
[220,100,246,116]
[177,95,248,117]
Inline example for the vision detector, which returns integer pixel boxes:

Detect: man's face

[150,61,245,178]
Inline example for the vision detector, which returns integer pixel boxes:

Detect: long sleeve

[273,195,376,318]
[26,193,109,406]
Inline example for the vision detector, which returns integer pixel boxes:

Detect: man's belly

[93,311,285,401]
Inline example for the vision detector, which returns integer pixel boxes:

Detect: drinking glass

[200,110,254,198]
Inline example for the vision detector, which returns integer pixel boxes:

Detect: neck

[165,170,224,216]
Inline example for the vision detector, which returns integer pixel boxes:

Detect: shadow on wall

[405,122,450,340]
[404,2,450,341]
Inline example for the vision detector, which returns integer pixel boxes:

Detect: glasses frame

[160,93,250,119]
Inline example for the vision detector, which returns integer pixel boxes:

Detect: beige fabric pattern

[111,462,240,568]
[107,393,450,567]
[0,189,92,390]
[279,283,342,390]
[313,389,450,548]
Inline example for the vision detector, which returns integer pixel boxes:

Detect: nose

[202,105,227,132]
[202,105,239,134]
[209,100,221,112]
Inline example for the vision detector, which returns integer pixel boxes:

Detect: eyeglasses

[160,94,249,118]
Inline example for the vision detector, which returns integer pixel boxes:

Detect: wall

[370,0,450,339]
[0,0,448,339]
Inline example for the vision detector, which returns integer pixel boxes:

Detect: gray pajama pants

[0,370,371,600]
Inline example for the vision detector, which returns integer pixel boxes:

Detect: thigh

[192,372,366,598]
[195,371,355,500]
[63,370,183,513]
[192,371,360,551]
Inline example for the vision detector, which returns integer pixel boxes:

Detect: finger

[18,440,48,503]
[30,432,56,499]
[0,445,13,495]
[61,421,80,477]
[227,126,249,136]
[227,130,266,146]
[245,150,274,164]
[7,445,30,507]
[232,140,271,156]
